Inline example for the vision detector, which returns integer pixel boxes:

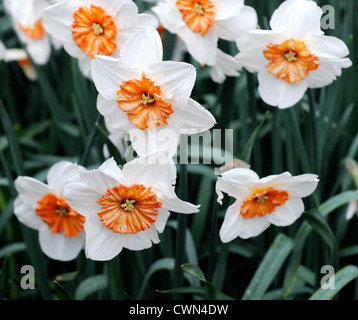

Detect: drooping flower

[91,27,216,157]
[4,0,53,65]
[216,168,319,241]
[14,162,86,261]
[152,0,257,83]
[63,149,199,261]
[43,0,158,79]
[235,0,352,109]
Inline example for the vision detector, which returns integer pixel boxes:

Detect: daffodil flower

[91,27,216,157]
[152,0,257,83]
[42,0,158,79]
[4,0,53,65]
[236,0,352,109]
[14,162,86,261]
[63,149,199,261]
[216,168,319,241]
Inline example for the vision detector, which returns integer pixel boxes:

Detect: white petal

[212,0,243,21]
[43,1,81,43]
[62,39,86,60]
[98,157,124,182]
[152,2,186,34]
[78,57,92,80]
[214,5,257,41]
[15,176,57,206]
[84,213,124,261]
[47,161,85,194]
[97,94,132,130]
[219,202,271,241]
[122,149,176,186]
[171,98,216,134]
[92,0,132,17]
[258,71,308,109]
[269,0,324,36]
[216,168,259,205]
[266,198,304,227]
[148,61,196,109]
[120,28,163,71]
[155,208,171,233]
[155,183,199,214]
[210,49,241,83]
[91,55,139,101]
[38,226,85,261]
[122,227,160,251]
[310,35,350,59]
[13,196,44,231]
[26,36,51,65]
[283,174,319,198]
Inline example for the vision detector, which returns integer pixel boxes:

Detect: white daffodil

[64,149,199,261]
[152,0,257,83]
[14,162,86,261]
[91,27,216,158]
[42,0,158,79]
[4,0,52,65]
[216,168,319,241]
[236,0,352,109]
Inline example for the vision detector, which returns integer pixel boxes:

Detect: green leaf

[181,263,216,299]
[74,275,108,300]
[319,190,358,217]
[309,265,358,300]
[242,233,294,300]
[54,281,73,300]
[0,242,26,259]
[107,256,124,300]
[136,258,175,299]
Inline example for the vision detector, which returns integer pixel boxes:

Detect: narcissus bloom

[152,0,257,83]
[91,27,216,157]
[216,168,319,241]
[43,0,158,78]
[4,0,53,65]
[64,149,199,261]
[236,0,352,109]
[14,162,86,261]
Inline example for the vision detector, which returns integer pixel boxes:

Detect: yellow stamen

[285,51,297,62]
[142,93,155,106]
[121,199,136,212]
[194,2,205,15]
[92,23,104,35]
[55,206,69,217]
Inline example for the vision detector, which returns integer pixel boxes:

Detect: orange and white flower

[14,162,86,261]
[216,168,319,240]
[91,27,216,157]
[43,0,158,79]
[236,0,352,109]
[64,149,199,261]
[4,0,53,65]
[152,0,257,83]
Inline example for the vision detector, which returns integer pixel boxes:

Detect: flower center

[35,193,85,237]
[72,5,117,58]
[116,73,174,130]
[91,22,104,35]
[263,38,320,83]
[19,19,45,40]
[240,187,289,219]
[176,0,215,36]
[97,184,162,234]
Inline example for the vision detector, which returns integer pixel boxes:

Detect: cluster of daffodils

[10,0,352,261]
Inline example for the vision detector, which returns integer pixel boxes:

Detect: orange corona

[71,5,117,58]
[240,187,289,219]
[176,0,215,36]
[35,193,85,237]
[97,184,162,234]
[19,19,45,39]
[263,38,320,83]
[116,73,174,130]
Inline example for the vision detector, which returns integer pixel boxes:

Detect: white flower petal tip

[63,151,198,260]
[236,0,352,109]
[13,161,87,261]
[216,168,319,241]
[42,0,158,78]
[152,0,257,75]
